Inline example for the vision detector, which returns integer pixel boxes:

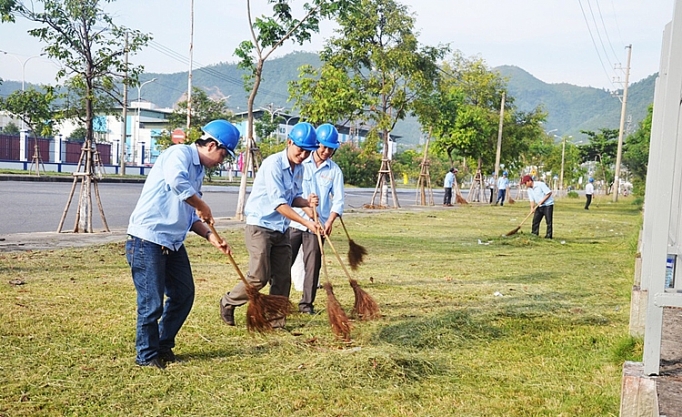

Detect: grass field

[0,196,642,416]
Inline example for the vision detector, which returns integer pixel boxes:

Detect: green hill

[1,52,655,147]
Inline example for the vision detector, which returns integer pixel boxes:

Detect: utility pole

[559,136,566,191]
[613,44,632,202]
[120,32,129,176]
[494,92,505,180]
[186,0,194,129]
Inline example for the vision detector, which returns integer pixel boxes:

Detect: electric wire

[594,0,622,65]
[586,0,618,78]
[578,0,617,88]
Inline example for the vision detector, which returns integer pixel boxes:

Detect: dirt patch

[658,307,682,417]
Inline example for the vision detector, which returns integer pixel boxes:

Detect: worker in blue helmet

[585,177,595,210]
[494,170,509,206]
[220,122,322,329]
[126,119,238,369]
[288,123,345,314]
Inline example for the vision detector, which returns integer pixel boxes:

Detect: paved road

[1,180,443,234]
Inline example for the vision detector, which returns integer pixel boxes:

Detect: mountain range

[0,51,655,147]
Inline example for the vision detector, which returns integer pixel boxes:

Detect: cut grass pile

[0,198,641,416]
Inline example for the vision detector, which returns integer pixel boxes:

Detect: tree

[1,0,150,232]
[233,0,354,220]
[422,52,545,177]
[0,86,58,138]
[579,128,619,191]
[623,104,652,192]
[156,87,233,150]
[1,121,20,135]
[289,0,447,208]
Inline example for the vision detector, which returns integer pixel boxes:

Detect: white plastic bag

[291,249,305,292]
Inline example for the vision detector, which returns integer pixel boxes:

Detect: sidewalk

[0,217,244,253]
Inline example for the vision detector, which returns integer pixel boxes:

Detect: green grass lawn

[0,197,642,416]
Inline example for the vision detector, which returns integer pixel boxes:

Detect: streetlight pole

[135,78,156,165]
[559,136,566,191]
[0,50,45,129]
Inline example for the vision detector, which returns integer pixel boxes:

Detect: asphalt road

[1,180,442,234]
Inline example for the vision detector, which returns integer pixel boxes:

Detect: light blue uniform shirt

[527,181,554,206]
[290,155,345,231]
[443,172,454,188]
[497,176,509,190]
[244,149,304,233]
[127,144,203,250]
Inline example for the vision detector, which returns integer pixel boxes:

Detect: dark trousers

[221,225,292,307]
[489,188,494,203]
[443,187,453,205]
[532,205,554,239]
[585,194,592,209]
[289,228,322,311]
[496,189,507,205]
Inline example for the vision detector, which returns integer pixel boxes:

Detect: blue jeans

[126,236,195,363]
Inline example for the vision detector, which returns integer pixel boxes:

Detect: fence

[0,134,111,165]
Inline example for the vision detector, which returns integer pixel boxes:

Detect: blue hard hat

[202,120,239,157]
[589,177,594,183]
[503,171,508,176]
[316,123,340,149]
[288,122,318,151]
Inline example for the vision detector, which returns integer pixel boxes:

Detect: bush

[567,191,579,198]
[334,143,381,187]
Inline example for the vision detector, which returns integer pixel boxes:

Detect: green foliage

[0,86,58,137]
[68,126,87,141]
[4,0,150,144]
[1,121,19,135]
[291,0,446,157]
[567,190,579,198]
[579,128,619,186]
[333,142,381,187]
[156,87,234,151]
[623,104,652,184]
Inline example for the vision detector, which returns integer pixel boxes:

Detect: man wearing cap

[126,119,237,369]
[220,122,322,328]
[521,175,554,239]
[288,123,345,315]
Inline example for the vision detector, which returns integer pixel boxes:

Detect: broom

[339,217,367,271]
[504,209,535,237]
[207,224,293,333]
[313,212,352,341]
[322,225,380,320]
[455,193,468,205]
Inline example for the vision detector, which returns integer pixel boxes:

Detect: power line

[594,0,622,66]
[578,0,617,88]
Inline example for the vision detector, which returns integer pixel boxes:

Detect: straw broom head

[323,282,352,342]
[347,239,368,271]
[349,278,381,320]
[504,225,522,237]
[455,194,468,205]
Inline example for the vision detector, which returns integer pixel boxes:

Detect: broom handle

[312,211,331,283]
[319,221,354,283]
[207,223,249,286]
[339,217,352,242]
[518,209,535,227]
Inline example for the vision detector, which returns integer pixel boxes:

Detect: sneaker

[136,357,165,370]
[220,303,235,326]
[158,350,176,363]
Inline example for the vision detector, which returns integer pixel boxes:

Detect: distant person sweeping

[522,175,554,239]
[126,120,238,369]
[585,177,594,210]
[443,168,455,206]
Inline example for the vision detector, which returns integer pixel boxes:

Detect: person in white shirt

[585,177,595,210]
[443,168,455,206]
[495,171,509,206]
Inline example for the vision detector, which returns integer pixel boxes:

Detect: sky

[0,0,675,93]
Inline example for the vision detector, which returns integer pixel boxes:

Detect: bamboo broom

[208,224,293,333]
[339,217,367,271]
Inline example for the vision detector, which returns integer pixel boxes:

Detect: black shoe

[220,303,235,326]
[136,357,166,370]
[158,350,176,363]
[299,305,315,315]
